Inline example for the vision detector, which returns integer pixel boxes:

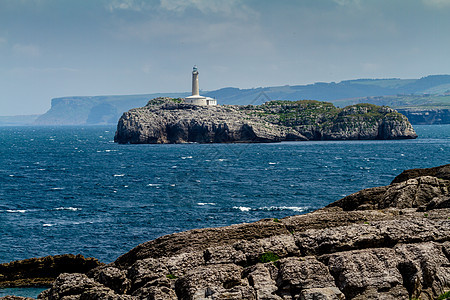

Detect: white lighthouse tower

[184,66,217,105]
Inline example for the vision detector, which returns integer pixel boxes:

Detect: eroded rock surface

[27,164,450,299]
[0,254,103,289]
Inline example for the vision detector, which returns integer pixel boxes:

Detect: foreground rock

[114,98,417,144]
[0,254,103,288]
[36,164,450,299]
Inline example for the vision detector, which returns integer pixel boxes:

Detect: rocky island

[1,164,449,299]
[114,98,417,144]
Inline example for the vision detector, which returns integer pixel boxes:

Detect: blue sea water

[0,125,449,270]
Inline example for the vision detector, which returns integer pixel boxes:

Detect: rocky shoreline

[1,164,449,299]
[0,255,103,289]
[114,98,417,144]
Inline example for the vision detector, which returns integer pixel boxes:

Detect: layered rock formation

[114,98,417,144]
[31,164,450,300]
[0,255,103,288]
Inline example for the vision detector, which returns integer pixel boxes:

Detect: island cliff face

[114,98,417,144]
[31,164,450,300]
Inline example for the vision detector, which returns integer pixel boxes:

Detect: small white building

[184,66,217,105]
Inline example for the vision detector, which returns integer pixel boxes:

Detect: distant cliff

[33,93,188,126]
[30,75,450,126]
[114,98,417,144]
[396,108,450,125]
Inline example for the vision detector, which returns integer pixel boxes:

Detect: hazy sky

[1,0,450,115]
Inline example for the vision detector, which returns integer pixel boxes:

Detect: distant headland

[17,74,450,127]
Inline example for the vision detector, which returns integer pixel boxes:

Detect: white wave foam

[43,224,54,227]
[197,202,216,206]
[268,162,277,165]
[55,207,81,211]
[113,174,125,177]
[51,187,64,190]
[147,183,161,187]
[258,206,308,212]
[233,206,251,212]
[6,209,26,213]
[181,156,193,159]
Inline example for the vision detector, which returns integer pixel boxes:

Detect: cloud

[159,0,256,18]
[422,0,450,7]
[12,43,40,57]
[106,0,148,12]
[332,0,362,8]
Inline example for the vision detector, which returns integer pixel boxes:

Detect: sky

[1,0,450,116]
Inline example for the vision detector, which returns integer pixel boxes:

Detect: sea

[0,124,449,297]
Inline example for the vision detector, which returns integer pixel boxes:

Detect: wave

[6,209,27,213]
[232,206,311,213]
[54,207,82,211]
[233,206,251,212]
[258,206,310,212]
[113,174,125,177]
[197,202,216,206]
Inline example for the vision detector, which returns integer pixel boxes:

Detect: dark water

[0,287,47,298]
[0,125,449,268]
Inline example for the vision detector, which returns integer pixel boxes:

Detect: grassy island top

[246,100,405,126]
[145,97,407,127]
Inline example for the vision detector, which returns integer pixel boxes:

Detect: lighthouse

[192,65,199,96]
[184,66,217,105]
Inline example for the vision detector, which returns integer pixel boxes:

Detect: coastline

[2,164,449,299]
